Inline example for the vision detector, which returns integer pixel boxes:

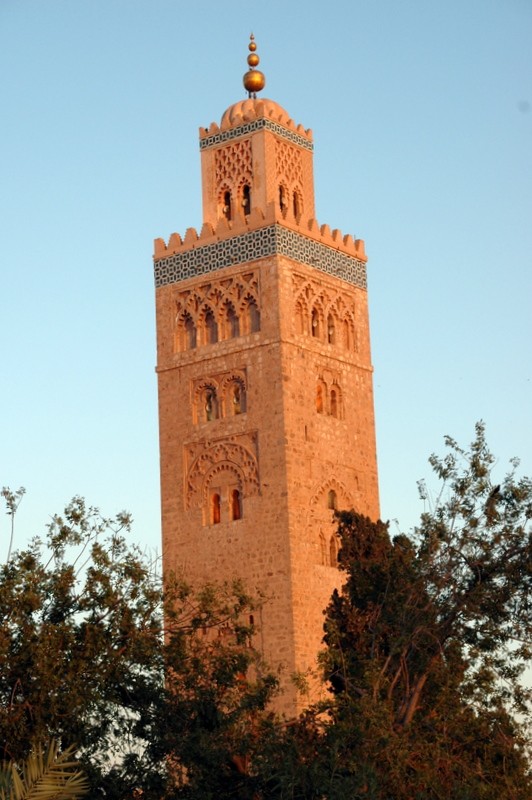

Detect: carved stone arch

[239,293,260,334]
[220,298,240,340]
[202,461,244,501]
[294,295,309,335]
[198,302,218,345]
[308,478,353,567]
[278,180,289,212]
[316,376,327,414]
[220,371,247,417]
[329,381,343,419]
[309,477,353,516]
[310,300,324,340]
[342,311,356,351]
[325,307,340,345]
[218,182,234,221]
[332,294,346,316]
[175,310,197,352]
[186,440,259,511]
[236,176,252,217]
[193,378,221,424]
[292,185,303,220]
[202,461,244,526]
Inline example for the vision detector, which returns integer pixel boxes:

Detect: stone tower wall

[155,97,379,715]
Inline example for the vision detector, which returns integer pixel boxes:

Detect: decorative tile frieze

[154,225,367,290]
[199,118,313,152]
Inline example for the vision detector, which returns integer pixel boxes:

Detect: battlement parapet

[199,98,313,152]
[154,203,366,263]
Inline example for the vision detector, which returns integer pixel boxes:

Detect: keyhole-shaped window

[184,315,196,350]
[242,185,251,216]
[231,383,245,415]
[223,190,232,221]
[311,308,320,338]
[327,314,335,345]
[205,390,218,421]
[205,310,218,344]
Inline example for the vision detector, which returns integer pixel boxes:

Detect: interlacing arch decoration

[173,272,260,352]
[275,139,304,219]
[215,140,252,220]
[293,277,358,352]
[309,478,354,567]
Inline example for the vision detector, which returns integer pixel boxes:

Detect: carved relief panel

[292,273,357,352]
[174,270,260,352]
[184,433,260,524]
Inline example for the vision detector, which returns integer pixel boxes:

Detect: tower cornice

[153,221,367,291]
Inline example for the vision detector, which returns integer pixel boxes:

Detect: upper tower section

[198,36,315,228]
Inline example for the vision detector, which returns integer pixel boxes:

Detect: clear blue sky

[1,0,531,554]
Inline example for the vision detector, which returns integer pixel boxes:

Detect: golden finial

[243,33,265,98]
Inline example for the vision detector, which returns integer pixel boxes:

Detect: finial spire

[243,33,266,98]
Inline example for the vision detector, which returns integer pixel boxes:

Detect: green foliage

[2,424,531,799]
[0,496,278,799]
[317,422,532,798]
[0,740,88,800]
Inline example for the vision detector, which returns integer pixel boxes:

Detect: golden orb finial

[243,33,265,98]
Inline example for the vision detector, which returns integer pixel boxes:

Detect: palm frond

[0,740,89,800]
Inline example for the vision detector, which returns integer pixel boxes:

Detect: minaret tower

[154,37,379,715]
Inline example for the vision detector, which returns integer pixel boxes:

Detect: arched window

[327,314,335,345]
[343,316,355,351]
[230,382,246,415]
[230,489,242,521]
[211,493,221,525]
[330,389,338,418]
[243,298,260,334]
[223,303,239,339]
[329,535,338,566]
[204,309,218,345]
[242,184,251,216]
[223,190,232,221]
[279,185,287,211]
[204,389,218,422]
[185,316,197,350]
[316,384,324,414]
[327,489,337,510]
[311,308,320,339]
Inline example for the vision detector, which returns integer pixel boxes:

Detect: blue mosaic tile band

[200,119,313,152]
[154,225,367,290]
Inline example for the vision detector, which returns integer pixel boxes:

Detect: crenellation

[154,209,366,263]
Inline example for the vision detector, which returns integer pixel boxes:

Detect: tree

[0,496,278,799]
[318,422,532,798]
